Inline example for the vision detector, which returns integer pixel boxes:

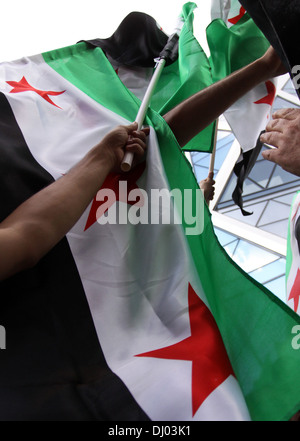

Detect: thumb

[124,122,138,135]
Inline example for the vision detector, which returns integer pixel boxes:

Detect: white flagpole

[209,118,219,174]
[121,58,166,172]
[207,118,219,208]
[121,18,184,172]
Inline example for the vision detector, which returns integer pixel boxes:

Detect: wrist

[71,145,113,192]
[255,53,280,82]
[87,142,115,174]
[249,57,272,84]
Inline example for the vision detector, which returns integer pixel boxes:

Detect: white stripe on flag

[287,192,300,315]
[0,54,251,421]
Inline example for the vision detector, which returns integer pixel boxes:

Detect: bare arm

[163,47,287,147]
[0,123,149,281]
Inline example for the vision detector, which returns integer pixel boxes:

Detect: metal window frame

[205,74,300,258]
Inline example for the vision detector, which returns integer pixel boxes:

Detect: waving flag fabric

[239,0,300,99]
[83,4,215,153]
[207,0,275,214]
[0,2,299,422]
[286,192,300,316]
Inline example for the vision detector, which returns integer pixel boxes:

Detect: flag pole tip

[121,162,131,172]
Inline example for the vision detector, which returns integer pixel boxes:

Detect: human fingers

[126,139,147,157]
[261,146,280,164]
[123,123,150,138]
[260,130,282,147]
[141,127,150,137]
[123,122,139,134]
[262,146,300,176]
[126,132,148,158]
[272,108,299,121]
[128,128,149,146]
[124,126,149,148]
[264,117,284,133]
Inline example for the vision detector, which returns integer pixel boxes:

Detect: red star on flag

[136,283,234,416]
[288,268,300,313]
[228,6,246,24]
[84,161,146,231]
[254,80,276,106]
[6,76,65,108]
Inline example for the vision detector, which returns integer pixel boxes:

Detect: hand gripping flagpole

[121,18,184,172]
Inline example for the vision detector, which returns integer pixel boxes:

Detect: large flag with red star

[0,2,299,422]
[208,0,276,214]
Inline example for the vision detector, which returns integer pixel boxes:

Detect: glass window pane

[224,241,239,258]
[191,151,210,166]
[249,258,286,284]
[258,200,291,226]
[214,228,237,246]
[214,143,235,171]
[231,240,278,273]
[237,179,263,197]
[193,164,210,182]
[265,276,286,303]
[268,165,300,187]
[248,159,275,188]
[273,96,299,112]
[276,192,298,206]
[260,219,289,238]
[282,78,298,95]
[221,201,267,227]
[218,173,237,203]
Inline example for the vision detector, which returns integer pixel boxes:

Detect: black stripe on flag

[82,11,177,67]
[295,216,300,254]
[232,131,264,216]
[0,93,149,421]
[239,0,300,98]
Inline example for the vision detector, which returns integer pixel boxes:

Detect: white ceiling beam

[211,211,287,256]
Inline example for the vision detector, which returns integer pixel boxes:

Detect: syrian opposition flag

[83,3,215,154]
[208,0,276,214]
[239,0,300,100]
[286,192,300,315]
[211,0,246,23]
[0,2,299,422]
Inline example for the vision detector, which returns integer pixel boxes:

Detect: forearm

[0,123,148,280]
[163,57,272,147]
[1,146,111,267]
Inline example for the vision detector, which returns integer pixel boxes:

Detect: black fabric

[0,93,150,421]
[239,0,300,99]
[82,11,178,67]
[295,216,300,254]
[232,132,264,216]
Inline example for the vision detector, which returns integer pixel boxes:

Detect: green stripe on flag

[151,2,216,153]
[286,192,299,283]
[43,2,215,153]
[150,111,300,421]
[43,41,141,123]
[207,13,270,82]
